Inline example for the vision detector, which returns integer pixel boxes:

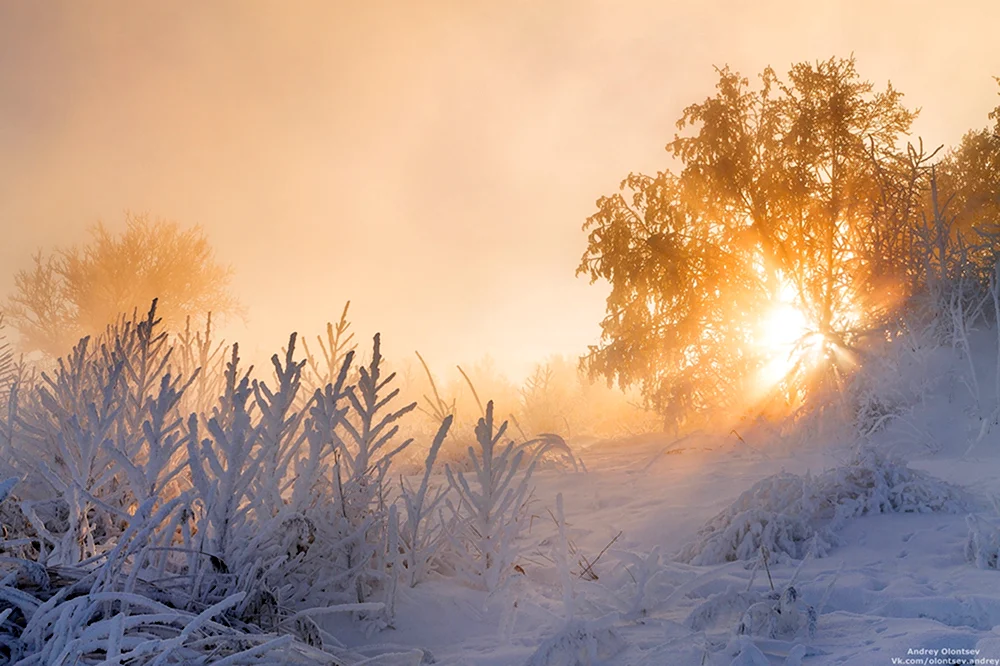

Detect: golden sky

[0,1,997,378]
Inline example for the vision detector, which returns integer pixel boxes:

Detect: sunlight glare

[758,302,811,385]
[754,278,827,388]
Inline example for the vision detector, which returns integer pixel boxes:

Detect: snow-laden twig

[445,401,535,592]
[399,415,452,587]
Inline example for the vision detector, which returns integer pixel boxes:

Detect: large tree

[4,212,240,355]
[578,57,917,429]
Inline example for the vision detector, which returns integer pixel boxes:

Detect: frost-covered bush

[173,312,229,417]
[184,331,418,631]
[9,303,185,566]
[302,332,417,628]
[445,401,536,592]
[688,555,831,659]
[185,343,275,605]
[680,471,833,565]
[0,296,592,663]
[735,585,813,640]
[402,351,657,456]
[850,323,945,438]
[0,301,467,663]
[0,481,332,665]
[593,547,672,622]
[966,514,1000,570]
[0,316,15,407]
[399,415,452,587]
[680,447,966,565]
[523,494,626,666]
[523,615,625,666]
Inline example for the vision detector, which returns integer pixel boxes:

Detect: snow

[320,316,1000,664]
[8,301,1000,663]
[309,429,993,664]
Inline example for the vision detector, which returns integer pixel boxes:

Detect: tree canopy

[578,57,995,430]
[937,79,1000,238]
[4,212,241,355]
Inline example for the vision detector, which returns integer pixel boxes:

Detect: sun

[754,284,824,387]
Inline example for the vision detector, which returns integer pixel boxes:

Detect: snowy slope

[329,319,1000,666]
[319,430,1000,664]
[5,302,1000,665]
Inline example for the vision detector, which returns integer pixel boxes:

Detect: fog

[0,0,997,379]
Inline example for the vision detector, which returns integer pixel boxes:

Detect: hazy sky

[0,1,997,378]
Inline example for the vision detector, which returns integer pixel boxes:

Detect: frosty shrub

[300,301,356,395]
[445,401,536,592]
[399,415,452,587]
[680,447,967,565]
[600,547,670,622]
[0,301,465,663]
[688,550,836,651]
[966,514,1000,570]
[734,583,816,641]
[173,312,229,417]
[10,303,187,566]
[325,333,415,608]
[849,321,942,440]
[185,342,270,604]
[523,494,627,666]
[523,615,626,666]
[0,316,14,406]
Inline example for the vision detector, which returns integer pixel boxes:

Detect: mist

[5,3,1000,663]
[1,0,997,380]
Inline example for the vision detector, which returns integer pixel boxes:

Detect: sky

[0,1,997,379]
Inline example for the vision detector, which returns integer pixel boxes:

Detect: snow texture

[679,446,967,565]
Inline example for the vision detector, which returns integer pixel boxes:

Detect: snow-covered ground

[332,431,1000,665]
[324,316,1000,666]
[6,302,1000,665]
